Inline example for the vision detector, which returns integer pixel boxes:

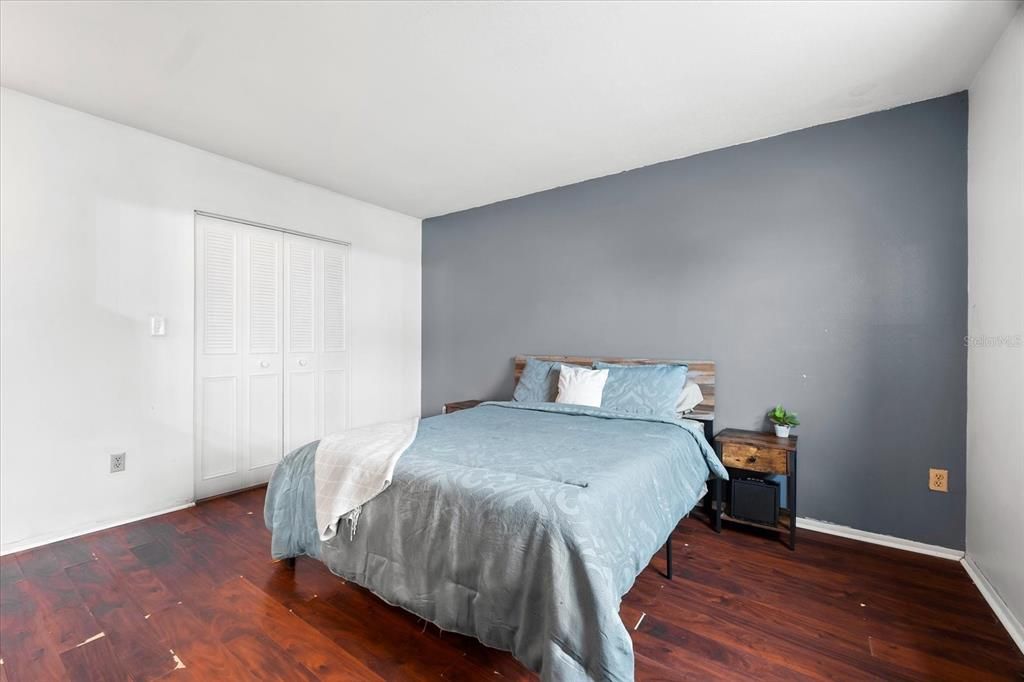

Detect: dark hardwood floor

[1,487,1021,681]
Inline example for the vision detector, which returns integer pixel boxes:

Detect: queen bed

[264,356,726,681]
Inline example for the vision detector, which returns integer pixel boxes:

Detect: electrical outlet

[110,452,126,473]
[929,468,948,492]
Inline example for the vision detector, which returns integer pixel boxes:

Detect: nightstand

[442,400,483,414]
[712,428,798,550]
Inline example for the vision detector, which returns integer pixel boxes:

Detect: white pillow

[555,365,609,408]
[676,379,704,414]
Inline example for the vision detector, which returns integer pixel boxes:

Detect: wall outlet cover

[110,452,126,473]
[928,467,948,492]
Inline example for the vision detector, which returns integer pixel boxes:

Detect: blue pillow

[513,358,562,402]
[593,362,688,418]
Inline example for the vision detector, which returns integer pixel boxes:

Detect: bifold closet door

[284,234,350,453]
[195,215,284,499]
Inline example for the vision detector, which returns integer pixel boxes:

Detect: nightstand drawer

[722,442,788,474]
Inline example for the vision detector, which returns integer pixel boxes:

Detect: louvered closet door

[284,234,349,452]
[195,215,284,499]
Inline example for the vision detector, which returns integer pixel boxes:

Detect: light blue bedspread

[264,401,726,681]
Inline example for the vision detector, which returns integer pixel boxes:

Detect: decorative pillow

[555,365,609,408]
[676,379,704,414]
[593,362,688,418]
[512,358,562,402]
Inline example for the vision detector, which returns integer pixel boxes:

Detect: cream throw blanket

[314,417,420,541]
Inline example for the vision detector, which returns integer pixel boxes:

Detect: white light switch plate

[150,315,166,336]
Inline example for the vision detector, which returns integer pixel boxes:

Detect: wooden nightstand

[442,400,483,414]
[713,428,798,550]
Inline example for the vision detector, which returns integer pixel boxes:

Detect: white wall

[966,7,1024,644]
[0,89,422,553]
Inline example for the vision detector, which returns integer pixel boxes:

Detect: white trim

[961,556,1024,654]
[194,210,351,247]
[795,517,964,560]
[0,502,196,556]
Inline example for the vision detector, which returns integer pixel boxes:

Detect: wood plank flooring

[1,487,1021,680]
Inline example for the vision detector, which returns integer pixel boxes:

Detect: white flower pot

[774,424,791,438]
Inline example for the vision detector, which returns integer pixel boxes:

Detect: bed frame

[513,355,717,579]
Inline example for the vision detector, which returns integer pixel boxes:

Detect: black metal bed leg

[286,556,296,569]
[713,478,723,533]
[665,529,673,580]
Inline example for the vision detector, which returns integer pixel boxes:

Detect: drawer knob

[746,455,758,464]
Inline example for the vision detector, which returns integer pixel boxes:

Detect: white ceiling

[1,1,1017,218]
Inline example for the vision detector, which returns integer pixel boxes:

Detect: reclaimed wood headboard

[512,355,716,424]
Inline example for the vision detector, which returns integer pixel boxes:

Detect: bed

[264,356,727,681]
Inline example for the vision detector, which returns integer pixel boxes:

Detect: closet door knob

[260,360,270,368]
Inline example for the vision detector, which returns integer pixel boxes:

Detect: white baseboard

[795,517,965,560]
[961,556,1024,654]
[0,502,196,556]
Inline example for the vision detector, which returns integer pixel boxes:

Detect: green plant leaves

[769,405,799,427]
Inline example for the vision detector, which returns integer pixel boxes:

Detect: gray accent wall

[422,93,968,549]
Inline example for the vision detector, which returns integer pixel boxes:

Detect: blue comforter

[264,401,727,681]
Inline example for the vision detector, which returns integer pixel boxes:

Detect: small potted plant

[768,405,800,438]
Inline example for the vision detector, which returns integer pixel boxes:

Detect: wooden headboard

[512,355,716,423]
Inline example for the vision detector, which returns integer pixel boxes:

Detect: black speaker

[730,477,780,526]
